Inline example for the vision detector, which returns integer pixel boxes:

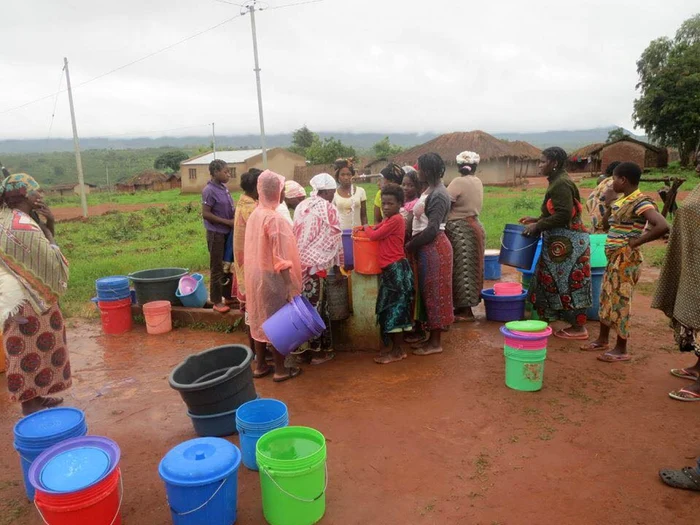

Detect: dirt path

[0,284,696,524]
[52,203,167,222]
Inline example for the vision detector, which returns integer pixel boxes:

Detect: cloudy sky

[1,0,696,139]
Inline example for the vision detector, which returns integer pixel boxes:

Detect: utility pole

[63,57,88,218]
[106,165,110,193]
[212,122,217,158]
[246,1,268,168]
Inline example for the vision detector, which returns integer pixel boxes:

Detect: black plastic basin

[169,344,257,416]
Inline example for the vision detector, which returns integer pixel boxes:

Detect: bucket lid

[14,408,85,444]
[28,436,120,494]
[505,320,548,332]
[159,437,241,487]
[96,276,129,288]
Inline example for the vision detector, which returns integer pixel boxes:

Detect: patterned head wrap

[0,173,40,206]
[284,180,307,199]
[310,173,337,192]
[456,151,481,166]
[333,158,355,176]
[380,163,405,184]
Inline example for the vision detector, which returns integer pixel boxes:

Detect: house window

[231,167,237,179]
[188,168,196,180]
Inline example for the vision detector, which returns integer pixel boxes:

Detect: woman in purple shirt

[202,159,235,313]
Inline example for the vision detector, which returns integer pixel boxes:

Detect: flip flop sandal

[273,367,303,383]
[213,304,230,314]
[554,329,589,341]
[670,368,700,380]
[40,397,64,408]
[668,389,700,402]
[404,333,428,344]
[374,354,404,364]
[597,352,632,362]
[659,467,700,491]
[311,353,336,366]
[412,347,443,356]
[253,365,273,379]
[580,342,609,352]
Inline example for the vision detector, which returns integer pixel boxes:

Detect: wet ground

[1,285,698,524]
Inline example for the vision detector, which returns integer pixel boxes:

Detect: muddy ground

[0,269,697,524]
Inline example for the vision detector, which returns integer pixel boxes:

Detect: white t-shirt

[276,202,293,225]
[333,186,367,230]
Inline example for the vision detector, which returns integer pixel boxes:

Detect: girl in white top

[331,158,368,230]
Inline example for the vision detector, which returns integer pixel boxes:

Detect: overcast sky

[1,0,696,139]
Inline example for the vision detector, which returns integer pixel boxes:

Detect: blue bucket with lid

[13,408,88,500]
[96,276,131,302]
[159,437,241,525]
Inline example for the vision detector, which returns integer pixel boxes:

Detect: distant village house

[180,148,306,193]
[567,143,604,174]
[590,137,669,174]
[46,182,97,196]
[115,170,180,192]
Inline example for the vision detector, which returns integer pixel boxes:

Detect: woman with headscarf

[520,147,592,340]
[374,163,405,224]
[333,158,367,230]
[406,153,454,355]
[292,173,342,365]
[0,174,71,414]
[445,151,485,322]
[244,170,303,382]
[284,180,307,210]
[653,154,700,401]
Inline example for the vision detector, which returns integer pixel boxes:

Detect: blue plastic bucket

[483,249,501,280]
[499,224,541,270]
[95,276,131,302]
[587,267,606,321]
[262,295,325,356]
[159,437,241,525]
[176,277,208,308]
[236,399,289,471]
[342,229,354,269]
[481,288,528,322]
[13,408,88,500]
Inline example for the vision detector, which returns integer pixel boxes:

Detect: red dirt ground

[0,273,697,525]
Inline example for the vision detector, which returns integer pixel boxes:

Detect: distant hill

[496,127,646,151]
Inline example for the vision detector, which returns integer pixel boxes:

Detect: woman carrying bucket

[292,173,343,365]
[0,174,72,414]
[520,147,592,341]
[244,170,303,382]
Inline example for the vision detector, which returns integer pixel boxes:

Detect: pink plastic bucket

[493,282,523,296]
[500,326,552,351]
[178,276,198,295]
[143,301,172,335]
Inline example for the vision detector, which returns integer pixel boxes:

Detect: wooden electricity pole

[63,57,88,217]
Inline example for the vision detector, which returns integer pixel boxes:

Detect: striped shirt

[606,190,657,250]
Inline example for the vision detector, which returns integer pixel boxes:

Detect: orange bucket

[352,231,381,275]
[142,301,172,335]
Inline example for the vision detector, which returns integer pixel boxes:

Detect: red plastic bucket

[98,298,133,335]
[34,467,122,525]
[352,231,381,275]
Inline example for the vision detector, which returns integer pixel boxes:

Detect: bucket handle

[260,463,328,503]
[145,312,171,328]
[500,236,539,253]
[34,471,123,525]
[169,476,227,516]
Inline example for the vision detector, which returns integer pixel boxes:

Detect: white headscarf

[456,151,481,166]
[310,173,337,192]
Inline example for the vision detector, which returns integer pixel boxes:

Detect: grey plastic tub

[129,267,188,306]
[169,344,257,416]
[187,408,238,437]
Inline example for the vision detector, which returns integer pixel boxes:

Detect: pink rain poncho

[244,170,302,343]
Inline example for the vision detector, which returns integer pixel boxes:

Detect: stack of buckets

[481,282,529,322]
[500,324,552,392]
[14,407,88,501]
[95,276,133,335]
[29,436,122,525]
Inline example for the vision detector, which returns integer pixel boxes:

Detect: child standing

[202,159,235,313]
[583,162,669,361]
[361,183,414,364]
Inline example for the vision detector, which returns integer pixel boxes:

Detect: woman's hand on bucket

[519,216,538,225]
[522,223,539,237]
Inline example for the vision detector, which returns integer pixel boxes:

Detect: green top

[374,190,383,217]
[536,171,582,233]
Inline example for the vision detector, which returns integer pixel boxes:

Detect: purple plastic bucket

[499,326,552,350]
[342,229,354,269]
[28,436,121,495]
[262,295,326,356]
[481,288,528,322]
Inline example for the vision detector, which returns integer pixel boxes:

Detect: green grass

[45,189,199,208]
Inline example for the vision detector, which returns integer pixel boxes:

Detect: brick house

[591,137,668,174]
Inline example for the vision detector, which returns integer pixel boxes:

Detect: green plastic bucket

[504,347,546,392]
[256,426,327,525]
[590,234,608,268]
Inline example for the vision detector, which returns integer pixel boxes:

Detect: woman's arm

[373,204,383,224]
[360,200,368,226]
[364,217,394,241]
[535,183,573,233]
[629,208,669,249]
[202,204,234,228]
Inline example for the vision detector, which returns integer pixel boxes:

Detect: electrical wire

[46,67,65,143]
[0,13,244,116]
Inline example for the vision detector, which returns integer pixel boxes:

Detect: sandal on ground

[580,342,609,352]
[554,328,589,341]
[253,365,272,379]
[213,304,230,314]
[311,352,336,366]
[597,352,631,362]
[668,388,700,402]
[274,367,303,383]
[404,333,428,344]
[374,353,405,364]
[412,346,443,356]
[670,368,700,380]
[454,315,476,323]
[659,467,700,491]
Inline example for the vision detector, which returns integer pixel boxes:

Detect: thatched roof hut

[117,170,176,192]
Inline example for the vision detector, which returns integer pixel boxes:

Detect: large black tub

[129,267,188,306]
[169,344,257,416]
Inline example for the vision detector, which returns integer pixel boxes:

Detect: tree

[606,127,630,143]
[370,136,404,159]
[154,150,189,173]
[53,165,65,177]
[289,125,318,156]
[633,14,700,166]
[305,137,356,165]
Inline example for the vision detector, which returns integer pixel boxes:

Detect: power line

[46,67,65,143]
[0,13,244,116]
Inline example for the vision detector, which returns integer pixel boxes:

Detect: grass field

[55,181,676,318]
